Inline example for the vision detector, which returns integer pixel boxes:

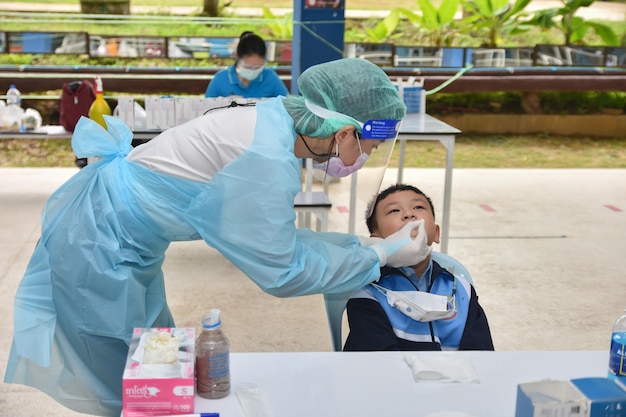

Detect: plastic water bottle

[6,84,24,131]
[88,76,111,128]
[195,309,230,399]
[6,84,21,107]
[608,308,626,387]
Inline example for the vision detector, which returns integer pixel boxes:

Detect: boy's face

[371,190,440,246]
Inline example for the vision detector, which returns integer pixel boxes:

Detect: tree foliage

[461,0,533,47]
[398,0,461,46]
[526,0,618,45]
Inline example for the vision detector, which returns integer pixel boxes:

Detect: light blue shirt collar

[399,258,433,292]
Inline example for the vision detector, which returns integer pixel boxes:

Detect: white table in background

[194,350,607,417]
[0,125,72,139]
[349,114,461,253]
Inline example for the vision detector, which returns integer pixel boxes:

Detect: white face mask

[371,283,457,322]
[236,65,263,81]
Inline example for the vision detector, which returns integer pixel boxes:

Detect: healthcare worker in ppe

[205,31,288,99]
[4,58,431,417]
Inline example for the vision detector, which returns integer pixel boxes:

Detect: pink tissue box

[122,327,196,417]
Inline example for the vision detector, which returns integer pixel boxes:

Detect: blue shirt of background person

[205,31,288,99]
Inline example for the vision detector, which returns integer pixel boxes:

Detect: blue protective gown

[4,98,381,416]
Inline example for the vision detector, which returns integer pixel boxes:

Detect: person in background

[344,184,494,352]
[205,31,289,99]
[5,58,430,417]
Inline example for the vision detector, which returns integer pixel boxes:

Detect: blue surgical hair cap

[282,58,407,138]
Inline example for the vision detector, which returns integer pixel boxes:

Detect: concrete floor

[1,166,625,416]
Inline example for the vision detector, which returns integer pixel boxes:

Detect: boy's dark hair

[237,31,267,59]
[366,184,435,233]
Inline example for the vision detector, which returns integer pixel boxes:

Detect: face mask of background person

[234,31,266,84]
[236,59,264,81]
[370,189,440,247]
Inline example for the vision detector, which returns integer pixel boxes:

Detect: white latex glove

[370,220,432,268]
[358,236,383,246]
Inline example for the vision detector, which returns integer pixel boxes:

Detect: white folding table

[191,350,608,417]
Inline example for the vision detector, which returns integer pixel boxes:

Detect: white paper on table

[235,383,274,417]
[404,354,480,383]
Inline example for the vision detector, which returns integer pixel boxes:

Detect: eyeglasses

[239,60,264,71]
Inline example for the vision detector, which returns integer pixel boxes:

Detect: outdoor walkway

[1,166,625,416]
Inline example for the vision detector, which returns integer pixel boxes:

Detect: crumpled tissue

[404,354,480,383]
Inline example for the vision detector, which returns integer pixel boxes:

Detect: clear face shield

[304,100,401,225]
[357,119,401,218]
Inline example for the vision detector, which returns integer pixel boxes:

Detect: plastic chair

[323,251,474,352]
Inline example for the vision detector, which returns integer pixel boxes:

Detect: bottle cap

[202,308,221,329]
[94,76,104,93]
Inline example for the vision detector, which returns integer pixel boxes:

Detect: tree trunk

[521,91,542,114]
[203,0,219,17]
[80,0,130,14]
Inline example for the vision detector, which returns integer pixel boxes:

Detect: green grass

[2,135,624,168]
[398,136,626,168]
[0,139,76,167]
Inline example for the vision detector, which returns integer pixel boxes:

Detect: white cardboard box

[175,97,205,126]
[116,97,135,129]
[515,379,588,417]
[516,378,626,417]
[145,97,176,130]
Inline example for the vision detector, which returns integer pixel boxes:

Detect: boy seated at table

[344,184,494,351]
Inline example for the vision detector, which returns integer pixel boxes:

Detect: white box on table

[116,97,135,129]
[144,97,160,130]
[145,97,176,130]
[122,327,195,417]
[515,379,588,417]
[516,378,626,417]
[159,97,176,129]
[175,97,205,125]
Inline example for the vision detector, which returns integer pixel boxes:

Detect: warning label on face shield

[362,120,401,139]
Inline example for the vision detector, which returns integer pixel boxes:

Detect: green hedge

[428,91,626,115]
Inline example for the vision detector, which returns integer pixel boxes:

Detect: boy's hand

[370,220,432,268]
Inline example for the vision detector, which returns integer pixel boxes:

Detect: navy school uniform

[344,260,494,351]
